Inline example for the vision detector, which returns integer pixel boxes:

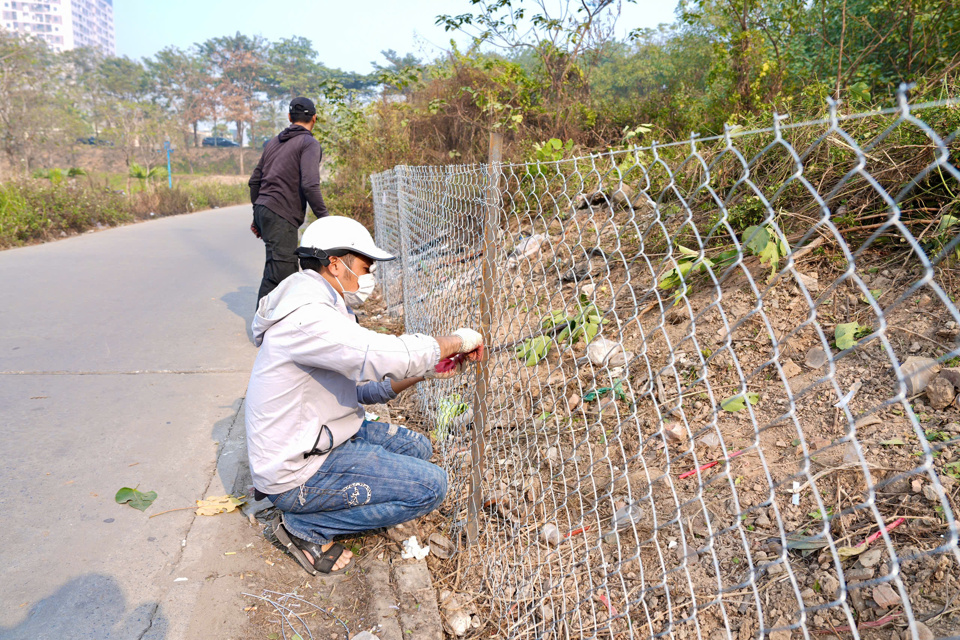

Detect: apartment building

[1,0,115,55]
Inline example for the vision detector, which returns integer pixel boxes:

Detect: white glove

[453,328,483,354]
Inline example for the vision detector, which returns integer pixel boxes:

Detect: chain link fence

[372,89,960,640]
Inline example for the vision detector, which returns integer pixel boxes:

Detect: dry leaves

[195,494,245,516]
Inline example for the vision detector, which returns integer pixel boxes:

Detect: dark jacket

[248,125,328,227]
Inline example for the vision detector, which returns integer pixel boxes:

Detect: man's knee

[413,430,433,461]
[420,464,448,511]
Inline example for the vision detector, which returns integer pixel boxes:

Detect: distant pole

[164,141,173,189]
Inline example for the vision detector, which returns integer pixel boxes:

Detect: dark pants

[253,204,299,302]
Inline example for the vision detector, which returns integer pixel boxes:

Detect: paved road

[0,205,264,638]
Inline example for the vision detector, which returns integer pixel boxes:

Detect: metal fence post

[466,131,503,546]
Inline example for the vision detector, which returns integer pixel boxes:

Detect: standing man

[249,96,328,302]
[246,215,484,575]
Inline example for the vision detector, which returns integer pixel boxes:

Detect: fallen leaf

[721,392,760,412]
[837,543,868,557]
[785,534,829,552]
[195,494,245,516]
[880,438,906,446]
[835,322,870,350]
[115,486,157,512]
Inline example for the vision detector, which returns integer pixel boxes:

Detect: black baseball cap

[289,97,316,116]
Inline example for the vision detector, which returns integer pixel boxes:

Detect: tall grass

[0,180,249,248]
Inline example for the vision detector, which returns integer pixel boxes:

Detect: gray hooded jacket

[245,270,440,494]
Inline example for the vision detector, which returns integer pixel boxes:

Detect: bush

[125,182,248,218]
[0,179,249,248]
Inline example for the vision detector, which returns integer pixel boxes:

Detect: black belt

[303,424,334,459]
[253,425,334,503]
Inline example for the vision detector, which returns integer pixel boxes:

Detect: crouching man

[245,215,483,575]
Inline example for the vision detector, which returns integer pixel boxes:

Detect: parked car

[202,136,239,148]
[76,136,113,146]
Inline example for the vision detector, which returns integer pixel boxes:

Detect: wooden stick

[147,506,195,519]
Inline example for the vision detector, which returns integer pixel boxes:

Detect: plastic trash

[401,535,431,560]
[507,234,546,266]
[602,501,643,544]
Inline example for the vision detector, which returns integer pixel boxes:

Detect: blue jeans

[269,421,448,544]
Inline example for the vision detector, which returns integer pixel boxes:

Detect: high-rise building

[0,0,115,56]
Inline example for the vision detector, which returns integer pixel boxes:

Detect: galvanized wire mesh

[371,89,960,640]
[371,168,404,315]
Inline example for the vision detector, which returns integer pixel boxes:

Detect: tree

[146,46,211,149]
[129,162,166,191]
[437,0,628,104]
[0,33,68,177]
[264,36,324,101]
[199,33,267,174]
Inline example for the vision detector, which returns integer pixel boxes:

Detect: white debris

[587,337,632,367]
[833,380,863,408]
[400,535,431,560]
[541,523,561,546]
[507,234,547,266]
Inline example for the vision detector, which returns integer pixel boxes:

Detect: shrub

[0,179,248,248]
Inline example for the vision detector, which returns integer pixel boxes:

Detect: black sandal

[271,516,353,575]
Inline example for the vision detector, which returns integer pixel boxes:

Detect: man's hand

[425,357,466,379]
[435,329,484,361]
[250,222,261,239]
[453,328,483,354]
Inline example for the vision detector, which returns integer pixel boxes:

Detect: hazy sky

[114,1,679,72]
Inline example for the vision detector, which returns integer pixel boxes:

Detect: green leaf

[435,394,469,439]
[584,322,599,343]
[835,322,861,350]
[861,289,883,304]
[849,81,871,102]
[944,461,960,479]
[938,214,959,233]
[742,225,771,255]
[516,335,551,366]
[743,225,789,276]
[721,392,759,412]
[115,486,157,512]
[659,246,715,296]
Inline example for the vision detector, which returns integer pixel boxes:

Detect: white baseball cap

[298,216,395,263]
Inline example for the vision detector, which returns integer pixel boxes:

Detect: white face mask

[335,260,376,307]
